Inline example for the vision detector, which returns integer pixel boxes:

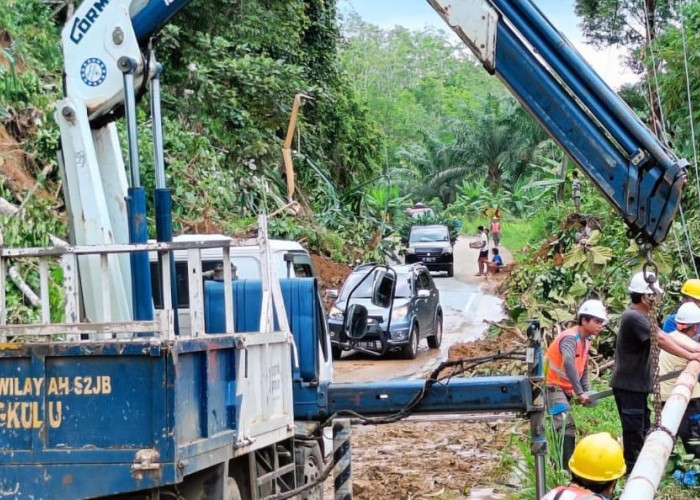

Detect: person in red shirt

[489,217,501,247]
[545,299,607,470]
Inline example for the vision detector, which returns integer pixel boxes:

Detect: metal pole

[333,419,352,500]
[149,57,179,333]
[119,57,141,190]
[526,319,546,499]
[621,360,700,499]
[119,56,154,322]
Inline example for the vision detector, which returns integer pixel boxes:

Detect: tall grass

[499,210,560,262]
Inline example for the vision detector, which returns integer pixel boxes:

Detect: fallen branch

[269,200,302,218]
[12,163,54,218]
[482,319,527,342]
[8,265,40,307]
[597,358,614,373]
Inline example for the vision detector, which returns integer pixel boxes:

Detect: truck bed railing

[0,215,291,343]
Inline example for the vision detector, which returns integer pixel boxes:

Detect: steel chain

[644,250,663,428]
[648,294,663,427]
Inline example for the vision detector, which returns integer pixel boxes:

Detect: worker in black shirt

[611,271,700,473]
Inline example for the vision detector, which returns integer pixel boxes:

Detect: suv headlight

[329,306,344,320]
[443,246,453,254]
[391,304,409,321]
[406,247,416,254]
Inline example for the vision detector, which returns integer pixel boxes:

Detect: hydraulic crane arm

[428,0,687,246]
[58,0,687,324]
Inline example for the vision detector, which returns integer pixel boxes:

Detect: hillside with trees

[2,0,700,338]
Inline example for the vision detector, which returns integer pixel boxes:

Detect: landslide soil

[344,327,526,500]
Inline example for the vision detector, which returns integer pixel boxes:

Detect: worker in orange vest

[545,299,608,470]
[541,432,625,500]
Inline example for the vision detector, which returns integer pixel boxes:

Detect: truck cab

[149,234,315,332]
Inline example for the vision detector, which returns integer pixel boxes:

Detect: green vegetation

[4,0,700,495]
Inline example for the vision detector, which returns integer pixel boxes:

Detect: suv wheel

[427,315,442,349]
[331,345,343,360]
[401,324,419,360]
[447,264,454,277]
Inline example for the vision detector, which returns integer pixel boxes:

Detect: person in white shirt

[659,301,700,457]
[476,226,488,276]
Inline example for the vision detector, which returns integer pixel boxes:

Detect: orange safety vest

[545,326,590,394]
[541,485,606,500]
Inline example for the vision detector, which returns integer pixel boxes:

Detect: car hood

[335,297,411,323]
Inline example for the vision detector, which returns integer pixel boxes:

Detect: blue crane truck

[0,0,688,498]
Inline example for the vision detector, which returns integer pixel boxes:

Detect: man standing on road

[572,171,581,213]
[545,299,608,470]
[476,226,488,276]
[490,217,501,247]
[611,271,700,473]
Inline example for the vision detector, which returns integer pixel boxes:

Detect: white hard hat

[675,302,700,325]
[578,299,607,321]
[628,271,664,294]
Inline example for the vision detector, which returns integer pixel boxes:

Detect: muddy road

[325,237,522,499]
[332,236,511,383]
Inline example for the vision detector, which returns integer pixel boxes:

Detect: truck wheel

[447,264,454,277]
[401,324,419,360]
[295,442,324,499]
[427,315,442,349]
[226,477,243,500]
[331,345,343,360]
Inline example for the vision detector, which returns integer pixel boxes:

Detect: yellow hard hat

[681,279,700,300]
[568,432,626,482]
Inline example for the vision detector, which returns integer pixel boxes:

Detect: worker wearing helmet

[611,271,700,473]
[662,278,700,333]
[545,299,607,470]
[541,432,625,500]
[659,302,700,457]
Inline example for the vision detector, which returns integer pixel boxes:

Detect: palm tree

[395,131,471,207]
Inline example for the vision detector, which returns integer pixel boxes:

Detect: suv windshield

[409,226,449,243]
[338,269,412,301]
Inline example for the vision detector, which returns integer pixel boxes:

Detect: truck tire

[427,315,442,349]
[331,345,343,360]
[295,442,324,499]
[401,324,419,360]
[226,477,243,500]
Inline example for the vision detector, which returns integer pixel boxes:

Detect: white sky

[339,0,638,89]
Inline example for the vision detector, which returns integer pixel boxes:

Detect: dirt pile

[310,253,350,289]
[346,418,518,499]
[330,328,529,499]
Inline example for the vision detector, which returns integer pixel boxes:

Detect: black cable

[266,348,528,499]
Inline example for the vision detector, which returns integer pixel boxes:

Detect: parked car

[327,263,443,360]
[403,224,455,277]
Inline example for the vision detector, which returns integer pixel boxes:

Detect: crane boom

[428,0,686,245]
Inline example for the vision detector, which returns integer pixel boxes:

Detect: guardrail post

[333,418,353,500]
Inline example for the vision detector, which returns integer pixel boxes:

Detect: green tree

[575,0,676,135]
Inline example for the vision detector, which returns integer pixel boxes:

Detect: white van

[148,234,333,391]
[149,234,315,330]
